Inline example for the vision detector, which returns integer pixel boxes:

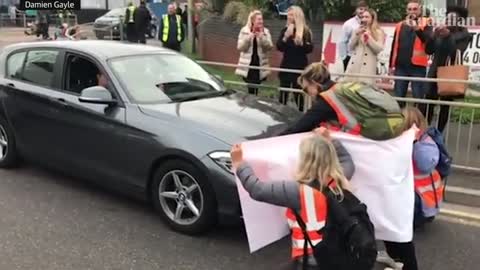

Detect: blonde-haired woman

[235,10,274,95]
[277,6,313,111]
[344,8,385,85]
[231,128,355,269]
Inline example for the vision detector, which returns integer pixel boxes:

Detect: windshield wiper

[172,90,232,103]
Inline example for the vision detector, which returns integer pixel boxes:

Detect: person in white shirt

[339,0,368,71]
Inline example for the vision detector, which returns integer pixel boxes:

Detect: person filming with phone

[389,0,433,105]
[344,8,385,85]
[235,10,274,96]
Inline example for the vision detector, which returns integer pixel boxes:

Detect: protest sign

[236,129,416,253]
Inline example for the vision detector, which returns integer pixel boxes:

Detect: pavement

[1,26,480,269]
[0,165,479,270]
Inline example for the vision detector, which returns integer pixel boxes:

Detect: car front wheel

[151,159,217,235]
[0,117,18,168]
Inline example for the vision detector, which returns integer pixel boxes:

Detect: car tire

[0,116,18,168]
[148,26,156,38]
[151,159,217,235]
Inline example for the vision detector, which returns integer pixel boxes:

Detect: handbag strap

[292,210,315,270]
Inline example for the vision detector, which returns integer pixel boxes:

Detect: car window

[21,50,59,88]
[64,54,107,95]
[6,51,26,79]
[109,54,226,104]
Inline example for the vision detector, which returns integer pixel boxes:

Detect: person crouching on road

[235,10,274,96]
[402,107,444,229]
[231,129,354,270]
[160,3,185,52]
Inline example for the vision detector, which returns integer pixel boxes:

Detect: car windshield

[104,8,124,17]
[109,54,227,104]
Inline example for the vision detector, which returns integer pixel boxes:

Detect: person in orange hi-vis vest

[231,129,354,269]
[389,0,433,106]
[278,63,420,270]
[402,107,444,229]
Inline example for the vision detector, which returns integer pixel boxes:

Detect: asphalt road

[0,165,479,270]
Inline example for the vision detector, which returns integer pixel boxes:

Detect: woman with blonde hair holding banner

[235,10,274,95]
[231,128,360,270]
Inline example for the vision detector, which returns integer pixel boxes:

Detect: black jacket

[134,5,152,30]
[280,81,337,136]
[425,27,473,78]
[389,22,433,68]
[276,27,313,79]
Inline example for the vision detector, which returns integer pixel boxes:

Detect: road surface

[0,165,479,270]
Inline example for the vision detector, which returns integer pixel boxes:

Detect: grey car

[0,41,301,234]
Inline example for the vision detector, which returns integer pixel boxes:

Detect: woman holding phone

[344,8,385,85]
[235,10,274,95]
[276,6,313,111]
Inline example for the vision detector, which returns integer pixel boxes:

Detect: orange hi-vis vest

[319,89,362,135]
[414,165,444,217]
[285,185,327,259]
[390,18,430,68]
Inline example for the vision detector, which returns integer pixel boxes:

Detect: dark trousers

[126,23,137,42]
[343,56,351,71]
[137,28,146,44]
[393,66,427,108]
[384,241,419,270]
[163,43,181,52]
[423,82,453,133]
[279,74,304,111]
[242,77,261,96]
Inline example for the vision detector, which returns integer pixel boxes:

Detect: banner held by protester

[236,129,416,253]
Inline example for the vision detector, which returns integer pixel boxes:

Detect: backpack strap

[292,210,314,270]
[430,173,440,209]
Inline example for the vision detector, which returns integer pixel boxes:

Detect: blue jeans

[393,66,427,99]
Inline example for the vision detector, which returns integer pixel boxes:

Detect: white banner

[237,129,416,253]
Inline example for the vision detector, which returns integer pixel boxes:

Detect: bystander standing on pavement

[344,8,385,85]
[36,10,51,40]
[423,6,473,133]
[276,5,313,112]
[159,4,185,52]
[389,0,433,105]
[134,0,152,44]
[125,2,137,42]
[235,10,273,96]
[339,0,368,72]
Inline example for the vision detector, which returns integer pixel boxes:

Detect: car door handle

[56,98,70,107]
[6,83,14,87]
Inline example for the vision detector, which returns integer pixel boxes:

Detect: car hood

[138,91,301,144]
[95,16,121,25]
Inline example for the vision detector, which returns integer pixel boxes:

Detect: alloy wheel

[0,124,8,161]
[158,170,204,225]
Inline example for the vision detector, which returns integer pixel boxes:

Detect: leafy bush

[223,1,250,25]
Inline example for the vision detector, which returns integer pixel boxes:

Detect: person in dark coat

[159,4,185,51]
[134,0,152,44]
[422,6,473,133]
[276,5,313,112]
[125,2,137,42]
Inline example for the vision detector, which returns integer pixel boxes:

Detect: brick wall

[198,16,324,78]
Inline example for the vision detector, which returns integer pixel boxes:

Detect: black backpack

[294,189,377,270]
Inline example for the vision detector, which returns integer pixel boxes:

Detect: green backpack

[333,82,405,141]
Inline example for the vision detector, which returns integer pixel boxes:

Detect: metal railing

[197,61,480,172]
[0,13,77,28]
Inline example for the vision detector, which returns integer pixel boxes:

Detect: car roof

[1,41,174,60]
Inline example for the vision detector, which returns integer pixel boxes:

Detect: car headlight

[208,151,233,174]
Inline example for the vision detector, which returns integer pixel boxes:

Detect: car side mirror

[79,86,117,106]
